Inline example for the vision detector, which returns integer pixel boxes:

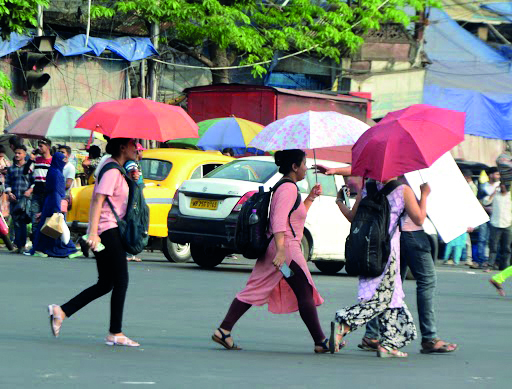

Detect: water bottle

[248,209,259,225]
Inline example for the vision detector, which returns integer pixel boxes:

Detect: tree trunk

[209,44,231,84]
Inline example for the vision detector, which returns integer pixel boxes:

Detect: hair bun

[274,150,283,166]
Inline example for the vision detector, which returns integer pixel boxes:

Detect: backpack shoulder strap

[271,178,301,238]
[271,178,295,193]
[366,180,378,197]
[380,180,402,197]
[97,162,126,184]
[97,162,128,223]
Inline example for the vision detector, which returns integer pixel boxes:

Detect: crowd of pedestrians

[0,136,130,259]
[0,134,506,356]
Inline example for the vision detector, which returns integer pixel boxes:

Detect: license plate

[190,198,218,210]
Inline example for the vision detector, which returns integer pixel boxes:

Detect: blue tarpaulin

[481,2,512,22]
[54,34,158,61]
[0,32,33,58]
[423,9,512,140]
[0,33,158,61]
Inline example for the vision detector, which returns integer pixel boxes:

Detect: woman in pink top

[212,149,330,353]
[48,138,140,347]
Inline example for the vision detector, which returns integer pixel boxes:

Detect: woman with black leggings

[48,138,140,347]
[212,149,332,353]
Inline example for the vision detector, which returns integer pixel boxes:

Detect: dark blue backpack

[98,162,150,255]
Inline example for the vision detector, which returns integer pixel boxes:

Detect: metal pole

[140,60,146,99]
[125,65,132,99]
[36,5,43,36]
[85,0,92,47]
[149,23,160,102]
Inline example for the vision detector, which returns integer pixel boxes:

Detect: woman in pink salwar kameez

[212,149,330,353]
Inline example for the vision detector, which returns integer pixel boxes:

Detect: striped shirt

[30,156,52,194]
[497,152,512,184]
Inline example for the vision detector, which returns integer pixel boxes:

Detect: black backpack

[235,179,301,259]
[97,162,150,255]
[345,180,402,277]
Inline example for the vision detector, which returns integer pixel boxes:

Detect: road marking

[121,382,156,385]
[466,271,476,274]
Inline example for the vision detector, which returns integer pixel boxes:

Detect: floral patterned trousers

[335,255,417,350]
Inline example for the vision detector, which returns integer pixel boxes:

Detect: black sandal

[420,338,458,354]
[314,338,329,353]
[358,337,380,352]
[212,328,242,350]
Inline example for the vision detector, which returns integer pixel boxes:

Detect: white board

[405,152,489,243]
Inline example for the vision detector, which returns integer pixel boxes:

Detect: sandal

[48,304,63,337]
[314,338,345,353]
[314,338,330,354]
[105,334,140,347]
[377,346,408,358]
[329,321,349,354]
[420,338,458,354]
[358,337,380,352]
[212,328,242,350]
[489,279,506,297]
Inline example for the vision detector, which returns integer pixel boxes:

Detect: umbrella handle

[313,149,318,183]
[86,130,94,149]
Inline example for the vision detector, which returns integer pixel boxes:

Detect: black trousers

[61,228,129,334]
[220,261,325,344]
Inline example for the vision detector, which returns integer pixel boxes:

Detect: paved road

[1,250,510,388]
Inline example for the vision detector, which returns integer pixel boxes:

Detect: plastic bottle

[248,209,259,225]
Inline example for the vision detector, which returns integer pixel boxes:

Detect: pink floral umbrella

[248,111,369,181]
[248,111,369,151]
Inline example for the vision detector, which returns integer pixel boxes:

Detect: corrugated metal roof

[184,84,369,103]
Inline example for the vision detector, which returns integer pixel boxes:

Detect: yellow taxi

[66,148,234,262]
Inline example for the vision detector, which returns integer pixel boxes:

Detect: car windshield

[204,160,278,183]
[139,158,173,181]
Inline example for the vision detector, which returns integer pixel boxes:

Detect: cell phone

[280,262,294,278]
[82,234,106,252]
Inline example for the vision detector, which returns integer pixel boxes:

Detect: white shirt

[63,162,76,196]
[481,181,500,206]
[490,189,512,228]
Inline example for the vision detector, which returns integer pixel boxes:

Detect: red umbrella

[75,98,199,141]
[351,104,465,181]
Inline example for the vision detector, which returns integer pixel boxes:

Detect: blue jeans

[364,231,437,342]
[476,222,490,264]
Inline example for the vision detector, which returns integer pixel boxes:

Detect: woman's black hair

[105,138,132,158]
[222,147,235,157]
[274,149,306,175]
[88,145,102,159]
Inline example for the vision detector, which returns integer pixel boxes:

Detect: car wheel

[313,261,345,274]
[162,237,191,263]
[190,243,226,269]
[301,235,311,261]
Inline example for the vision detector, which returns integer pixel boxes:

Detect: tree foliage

[0,0,49,106]
[92,0,441,82]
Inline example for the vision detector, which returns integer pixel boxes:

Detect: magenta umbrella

[351,104,466,181]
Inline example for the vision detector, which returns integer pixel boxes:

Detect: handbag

[41,213,64,239]
[60,215,71,245]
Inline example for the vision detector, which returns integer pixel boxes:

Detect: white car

[167,156,352,274]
